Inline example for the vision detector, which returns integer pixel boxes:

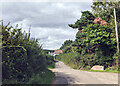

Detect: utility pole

[114,7,119,53]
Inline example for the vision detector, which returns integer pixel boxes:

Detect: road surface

[51,61,118,85]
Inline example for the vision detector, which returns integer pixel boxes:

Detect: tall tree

[91,1,120,53]
[60,40,73,49]
[68,11,95,30]
[91,1,120,23]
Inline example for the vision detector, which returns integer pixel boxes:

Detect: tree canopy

[2,23,55,84]
[59,2,119,70]
[60,40,73,49]
[68,11,95,30]
[91,1,120,23]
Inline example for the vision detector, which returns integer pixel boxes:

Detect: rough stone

[91,65,104,70]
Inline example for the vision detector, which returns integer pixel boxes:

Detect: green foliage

[57,50,115,70]
[57,52,98,70]
[91,1,120,67]
[46,54,55,69]
[2,47,28,83]
[86,68,119,73]
[118,23,120,43]
[113,52,120,59]
[69,11,95,30]
[1,23,54,84]
[74,24,116,57]
[60,3,119,70]
[63,46,72,54]
[86,24,115,53]
[60,40,73,50]
[56,52,81,69]
[85,65,119,73]
[28,69,55,84]
[55,55,61,61]
[76,32,85,39]
[69,23,116,68]
[91,1,120,23]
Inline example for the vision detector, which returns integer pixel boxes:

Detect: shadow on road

[51,61,119,85]
[51,76,68,84]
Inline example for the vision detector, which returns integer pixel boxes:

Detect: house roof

[54,50,63,54]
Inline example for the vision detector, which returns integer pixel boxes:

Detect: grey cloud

[2,1,92,49]
[2,2,92,28]
[34,27,77,50]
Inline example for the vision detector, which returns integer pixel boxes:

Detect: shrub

[28,69,55,84]
[1,23,54,84]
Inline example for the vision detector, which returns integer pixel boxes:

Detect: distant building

[54,50,63,56]
[44,49,54,56]
[44,49,63,56]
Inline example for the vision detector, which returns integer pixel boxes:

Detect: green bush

[57,51,115,70]
[45,54,55,69]
[2,47,29,83]
[57,52,82,69]
[28,69,55,84]
[1,23,55,84]
[55,55,62,61]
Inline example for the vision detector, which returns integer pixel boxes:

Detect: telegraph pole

[114,7,119,53]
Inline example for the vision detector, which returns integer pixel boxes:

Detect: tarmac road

[51,61,118,85]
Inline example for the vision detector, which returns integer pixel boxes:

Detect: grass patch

[2,69,55,85]
[28,69,55,84]
[83,68,120,73]
[56,52,119,73]
[47,61,55,69]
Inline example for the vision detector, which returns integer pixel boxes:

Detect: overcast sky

[1,0,92,50]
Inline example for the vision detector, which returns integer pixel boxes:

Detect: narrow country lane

[51,61,118,84]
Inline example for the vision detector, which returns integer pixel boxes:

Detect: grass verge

[2,69,55,85]
[28,69,55,84]
[47,61,55,69]
[83,69,120,73]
